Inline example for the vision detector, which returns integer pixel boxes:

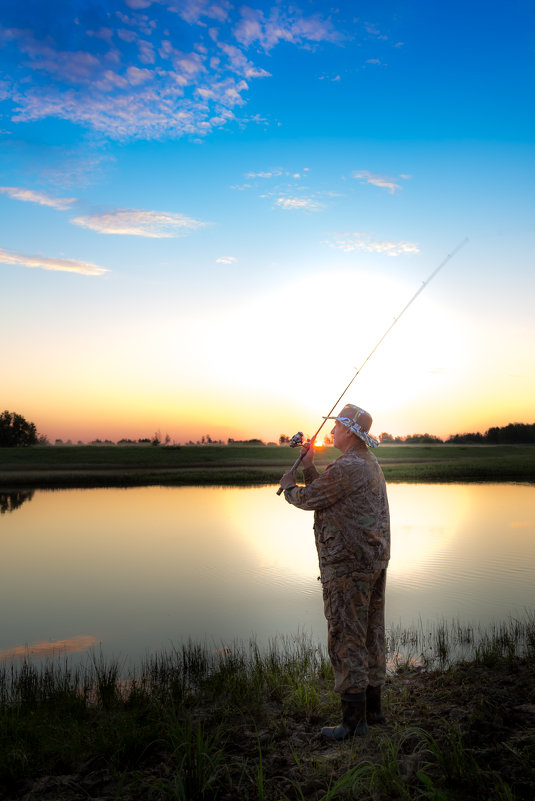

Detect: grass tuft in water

[386,611,535,672]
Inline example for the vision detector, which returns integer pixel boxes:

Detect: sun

[164,266,464,442]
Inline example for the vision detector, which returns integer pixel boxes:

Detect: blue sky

[1,0,534,443]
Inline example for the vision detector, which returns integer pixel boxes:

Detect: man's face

[331,420,353,452]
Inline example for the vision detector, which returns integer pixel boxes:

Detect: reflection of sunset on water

[0,635,98,660]
[221,486,319,581]
[387,483,470,583]
[1,485,534,667]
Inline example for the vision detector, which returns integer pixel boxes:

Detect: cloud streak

[0,248,109,276]
[326,234,419,256]
[275,195,322,211]
[0,186,77,210]
[71,208,207,237]
[353,170,405,194]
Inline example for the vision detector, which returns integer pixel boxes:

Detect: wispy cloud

[216,255,236,264]
[275,196,323,211]
[353,170,406,194]
[71,208,207,237]
[0,247,109,276]
[246,169,283,179]
[39,149,116,189]
[326,233,419,256]
[0,2,344,141]
[233,5,343,51]
[0,186,77,210]
[169,0,232,26]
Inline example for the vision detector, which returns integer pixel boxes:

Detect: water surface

[1,483,534,665]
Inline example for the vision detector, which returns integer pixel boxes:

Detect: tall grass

[1,619,534,800]
[387,612,535,671]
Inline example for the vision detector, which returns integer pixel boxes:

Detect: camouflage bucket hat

[323,403,379,448]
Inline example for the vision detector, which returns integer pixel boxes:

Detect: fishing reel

[289,431,304,448]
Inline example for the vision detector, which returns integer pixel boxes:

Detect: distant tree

[151,431,161,446]
[279,434,290,445]
[379,432,395,443]
[0,410,38,447]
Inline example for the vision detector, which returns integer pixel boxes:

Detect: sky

[1,0,534,445]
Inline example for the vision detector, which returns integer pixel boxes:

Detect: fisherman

[279,404,390,740]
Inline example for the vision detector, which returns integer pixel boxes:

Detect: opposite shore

[1,443,534,489]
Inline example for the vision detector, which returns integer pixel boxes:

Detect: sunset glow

[1,1,533,443]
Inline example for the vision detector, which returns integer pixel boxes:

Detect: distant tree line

[2,410,534,447]
[379,422,535,445]
[228,438,265,446]
[446,423,535,444]
[379,432,444,444]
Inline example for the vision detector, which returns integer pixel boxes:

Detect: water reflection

[0,483,533,666]
[0,489,34,514]
[0,634,98,660]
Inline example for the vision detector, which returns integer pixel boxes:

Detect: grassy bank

[1,619,535,800]
[1,444,534,488]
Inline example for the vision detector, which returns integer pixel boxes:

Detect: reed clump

[1,620,534,800]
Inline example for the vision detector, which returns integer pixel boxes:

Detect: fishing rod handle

[276,452,304,495]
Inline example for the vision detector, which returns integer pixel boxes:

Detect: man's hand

[300,440,316,469]
[279,469,297,490]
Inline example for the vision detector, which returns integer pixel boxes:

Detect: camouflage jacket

[284,443,390,580]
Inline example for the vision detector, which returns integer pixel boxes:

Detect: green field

[0,443,534,488]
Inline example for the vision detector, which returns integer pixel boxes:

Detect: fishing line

[276,237,469,495]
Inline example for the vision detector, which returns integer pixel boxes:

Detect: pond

[1,483,534,666]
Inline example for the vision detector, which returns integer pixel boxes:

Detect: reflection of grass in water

[1,620,534,799]
[387,613,535,672]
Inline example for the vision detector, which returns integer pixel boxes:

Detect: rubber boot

[366,684,385,725]
[321,691,368,740]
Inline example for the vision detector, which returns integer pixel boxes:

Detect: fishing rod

[276,238,469,495]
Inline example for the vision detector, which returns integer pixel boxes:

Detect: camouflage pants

[322,568,387,694]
